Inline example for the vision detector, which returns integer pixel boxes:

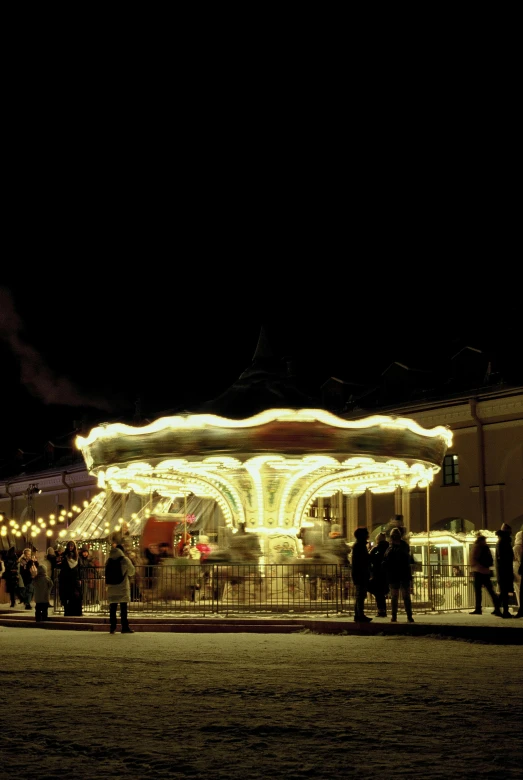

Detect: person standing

[105,544,136,634]
[44,546,57,582]
[495,523,514,618]
[4,547,21,607]
[513,530,522,616]
[469,534,502,616]
[18,548,37,610]
[351,526,372,623]
[78,545,95,607]
[369,532,390,617]
[58,541,83,617]
[515,556,523,619]
[382,528,414,623]
[33,564,53,622]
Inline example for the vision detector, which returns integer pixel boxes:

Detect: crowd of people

[1,518,521,628]
[296,515,523,624]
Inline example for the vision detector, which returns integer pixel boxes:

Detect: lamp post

[426,482,432,608]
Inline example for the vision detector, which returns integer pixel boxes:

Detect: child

[33,564,53,622]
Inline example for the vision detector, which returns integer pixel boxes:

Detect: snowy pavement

[1,625,522,780]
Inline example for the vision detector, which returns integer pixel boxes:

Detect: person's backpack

[105,556,125,585]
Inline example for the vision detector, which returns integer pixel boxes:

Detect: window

[443,454,459,486]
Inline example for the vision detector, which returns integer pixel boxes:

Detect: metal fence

[52,563,497,616]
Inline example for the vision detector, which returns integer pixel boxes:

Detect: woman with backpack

[105,543,136,634]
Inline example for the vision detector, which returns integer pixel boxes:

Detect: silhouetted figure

[33,564,53,622]
[513,530,522,615]
[515,556,523,619]
[351,527,372,623]
[382,528,414,623]
[58,541,83,617]
[18,548,36,610]
[495,523,514,618]
[4,546,21,607]
[369,532,389,617]
[469,534,501,616]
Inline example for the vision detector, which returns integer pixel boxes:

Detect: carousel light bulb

[59,530,66,537]
[49,519,56,526]
[67,512,73,518]
[46,529,53,536]
[50,514,56,521]
[1,526,7,535]
[60,510,67,516]
[84,501,89,507]
[15,530,21,537]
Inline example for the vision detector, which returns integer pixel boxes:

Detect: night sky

[1,271,518,463]
[2,71,519,462]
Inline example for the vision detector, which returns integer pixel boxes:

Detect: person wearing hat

[469,533,502,616]
[495,523,514,618]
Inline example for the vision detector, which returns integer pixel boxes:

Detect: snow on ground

[1,627,522,780]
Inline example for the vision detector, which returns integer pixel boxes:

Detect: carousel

[69,329,453,570]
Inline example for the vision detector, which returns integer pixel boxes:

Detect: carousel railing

[51,563,487,616]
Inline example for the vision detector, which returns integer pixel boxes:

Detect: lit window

[443,454,459,486]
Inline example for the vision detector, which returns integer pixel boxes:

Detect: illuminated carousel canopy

[76,409,452,536]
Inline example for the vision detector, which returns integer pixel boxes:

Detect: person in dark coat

[78,545,97,607]
[33,564,53,622]
[58,540,83,616]
[382,528,414,623]
[495,523,514,618]
[469,534,501,615]
[351,526,372,623]
[369,532,389,617]
[516,556,523,619]
[18,548,37,609]
[4,546,22,607]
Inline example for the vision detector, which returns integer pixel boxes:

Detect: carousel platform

[1,605,521,644]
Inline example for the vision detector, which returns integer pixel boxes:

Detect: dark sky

[0,271,519,462]
[2,60,519,461]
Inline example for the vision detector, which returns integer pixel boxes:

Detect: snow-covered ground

[1,627,521,780]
